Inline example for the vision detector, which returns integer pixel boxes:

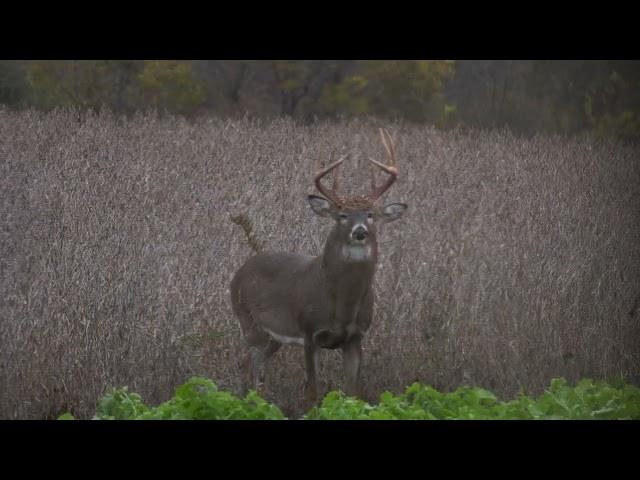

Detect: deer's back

[231,251,318,313]
[234,251,315,281]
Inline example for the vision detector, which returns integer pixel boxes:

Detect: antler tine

[367,128,398,202]
[380,128,397,166]
[370,156,376,191]
[314,154,347,205]
[332,158,340,193]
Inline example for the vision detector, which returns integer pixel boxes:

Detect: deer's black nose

[352,225,368,240]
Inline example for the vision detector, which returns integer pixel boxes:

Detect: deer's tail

[229,213,264,254]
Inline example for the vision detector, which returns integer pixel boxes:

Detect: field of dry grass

[1,108,639,419]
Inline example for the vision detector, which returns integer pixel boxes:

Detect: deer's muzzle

[351,225,368,242]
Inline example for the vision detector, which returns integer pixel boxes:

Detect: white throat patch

[341,244,372,262]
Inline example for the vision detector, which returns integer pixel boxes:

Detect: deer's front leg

[303,338,320,405]
[342,335,362,398]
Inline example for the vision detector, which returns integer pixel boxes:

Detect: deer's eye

[367,212,374,219]
[339,213,348,220]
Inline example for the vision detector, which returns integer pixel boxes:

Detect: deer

[230,128,407,404]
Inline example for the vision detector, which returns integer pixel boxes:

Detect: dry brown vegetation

[1,108,639,419]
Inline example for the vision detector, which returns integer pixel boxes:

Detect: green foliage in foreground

[59,377,640,420]
[69,377,285,420]
[306,378,640,420]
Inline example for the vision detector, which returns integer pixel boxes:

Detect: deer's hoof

[303,383,319,407]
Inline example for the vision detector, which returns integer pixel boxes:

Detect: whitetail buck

[230,128,407,403]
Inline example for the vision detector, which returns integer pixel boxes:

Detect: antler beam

[314,154,347,205]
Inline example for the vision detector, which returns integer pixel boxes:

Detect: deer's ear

[381,203,407,223]
[308,195,335,218]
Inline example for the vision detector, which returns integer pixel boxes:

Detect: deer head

[308,128,407,258]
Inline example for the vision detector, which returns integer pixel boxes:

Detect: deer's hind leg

[250,337,281,390]
[239,321,282,395]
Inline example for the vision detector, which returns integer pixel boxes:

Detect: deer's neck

[320,229,377,291]
[313,229,376,340]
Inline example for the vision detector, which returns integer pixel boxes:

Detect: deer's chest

[302,280,370,323]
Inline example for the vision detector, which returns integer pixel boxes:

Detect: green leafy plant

[95,386,150,420]
[86,377,285,420]
[136,377,285,420]
[305,379,640,420]
[63,377,640,420]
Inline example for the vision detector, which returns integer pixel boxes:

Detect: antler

[314,154,347,206]
[367,128,398,202]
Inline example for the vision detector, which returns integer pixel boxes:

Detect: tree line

[1,60,638,139]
